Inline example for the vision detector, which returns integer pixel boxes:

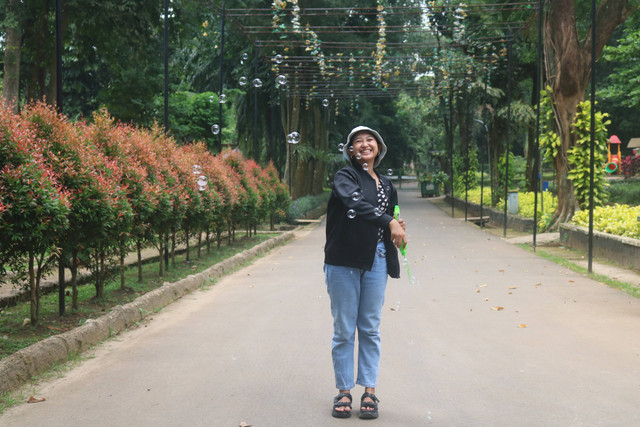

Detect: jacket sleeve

[333,168,394,228]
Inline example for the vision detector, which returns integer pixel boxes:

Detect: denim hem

[356,381,377,388]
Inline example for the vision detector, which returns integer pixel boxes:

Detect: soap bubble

[197,175,208,187]
[287,131,301,144]
[239,76,247,86]
[273,54,284,64]
[211,124,220,135]
[219,93,227,104]
[208,96,215,103]
[242,52,249,60]
[276,74,288,86]
[363,162,369,171]
[192,164,203,175]
[337,143,344,152]
[351,191,361,201]
[322,99,329,107]
[387,168,393,176]
[347,209,356,219]
[252,78,263,88]
[348,146,354,153]
[374,207,383,216]
[355,152,362,160]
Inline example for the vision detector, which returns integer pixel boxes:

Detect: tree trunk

[2,0,22,112]
[137,240,143,283]
[544,0,639,228]
[71,249,79,310]
[29,252,38,325]
[119,241,126,290]
[157,234,164,277]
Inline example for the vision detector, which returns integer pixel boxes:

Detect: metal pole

[55,0,65,315]
[163,0,170,270]
[480,66,489,229]
[503,35,513,238]
[253,42,259,161]
[449,88,454,218]
[55,0,63,113]
[533,0,543,250]
[218,2,226,153]
[588,0,597,272]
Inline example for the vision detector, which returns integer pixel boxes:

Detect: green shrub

[573,204,640,239]
[607,179,640,206]
[465,187,558,230]
[286,192,330,222]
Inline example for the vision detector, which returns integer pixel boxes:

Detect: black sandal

[332,392,352,418]
[359,392,380,420]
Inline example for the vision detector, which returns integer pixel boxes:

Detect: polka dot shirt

[377,180,389,242]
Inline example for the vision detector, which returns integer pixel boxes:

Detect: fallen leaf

[484,298,489,301]
[478,284,488,288]
[509,286,518,289]
[518,324,527,328]
[568,280,575,283]
[239,423,252,427]
[491,306,504,311]
[27,396,46,403]
[498,269,504,272]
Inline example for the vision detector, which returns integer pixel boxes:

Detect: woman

[324,126,407,419]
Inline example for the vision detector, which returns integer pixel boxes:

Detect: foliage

[538,86,562,165]
[0,103,291,324]
[620,155,640,178]
[572,204,640,239]
[567,101,610,209]
[497,151,516,191]
[419,170,448,186]
[286,192,330,222]
[453,149,478,194]
[607,179,640,206]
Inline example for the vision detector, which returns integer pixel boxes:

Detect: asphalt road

[3,187,640,426]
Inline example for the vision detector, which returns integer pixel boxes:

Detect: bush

[606,179,640,206]
[573,204,640,239]
[286,192,330,222]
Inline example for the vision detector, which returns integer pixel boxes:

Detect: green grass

[607,178,640,206]
[0,233,277,360]
[518,244,640,298]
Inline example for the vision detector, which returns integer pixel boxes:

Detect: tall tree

[1,0,23,112]
[544,0,639,227]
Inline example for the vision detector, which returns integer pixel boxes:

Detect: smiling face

[350,131,380,167]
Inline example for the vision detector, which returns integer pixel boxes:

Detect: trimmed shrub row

[0,102,290,325]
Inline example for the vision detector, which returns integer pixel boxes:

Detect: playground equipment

[605,135,622,174]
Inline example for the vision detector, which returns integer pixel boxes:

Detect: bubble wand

[394,205,414,283]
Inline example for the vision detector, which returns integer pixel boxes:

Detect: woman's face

[350,131,379,166]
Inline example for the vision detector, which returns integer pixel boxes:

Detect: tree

[543,0,639,227]
[1,0,22,112]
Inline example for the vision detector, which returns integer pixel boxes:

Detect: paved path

[3,188,640,426]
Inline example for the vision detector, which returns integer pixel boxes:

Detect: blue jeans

[324,241,388,390]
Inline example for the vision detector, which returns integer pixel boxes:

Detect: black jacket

[324,163,400,279]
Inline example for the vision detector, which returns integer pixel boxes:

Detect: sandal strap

[334,392,353,404]
[361,392,380,408]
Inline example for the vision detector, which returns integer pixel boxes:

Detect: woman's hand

[389,219,407,249]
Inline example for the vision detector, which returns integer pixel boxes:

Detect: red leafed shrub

[0,103,70,324]
[621,154,640,178]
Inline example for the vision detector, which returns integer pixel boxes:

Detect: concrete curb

[0,230,297,396]
[560,223,640,271]
[445,195,536,232]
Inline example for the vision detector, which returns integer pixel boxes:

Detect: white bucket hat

[342,126,387,168]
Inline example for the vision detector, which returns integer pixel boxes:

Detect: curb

[0,229,297,396]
